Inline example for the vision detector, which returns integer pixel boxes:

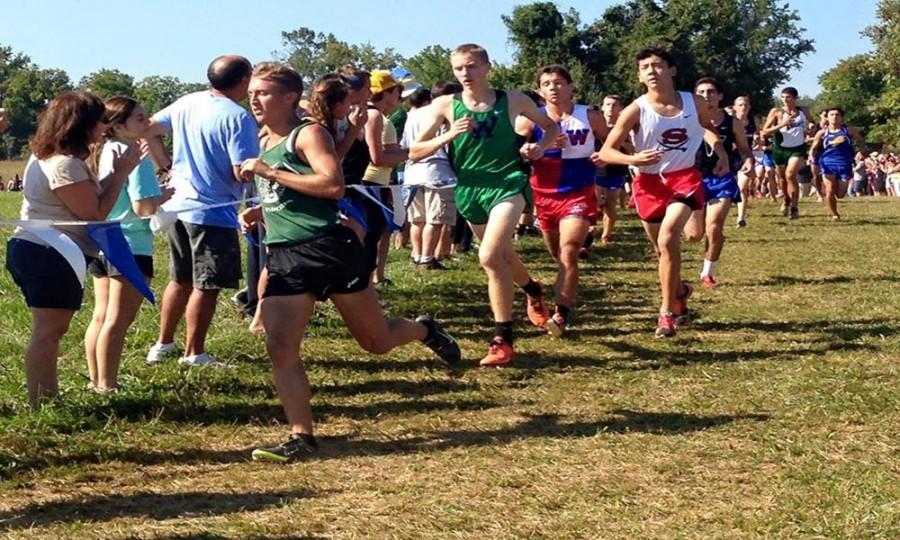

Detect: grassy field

[0,166,898,538]
[0,160,25,186]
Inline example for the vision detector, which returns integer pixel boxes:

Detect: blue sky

[2,0,877,96]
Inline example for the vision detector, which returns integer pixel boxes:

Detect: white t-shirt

[401,106,457,187]
[14,154,101,256]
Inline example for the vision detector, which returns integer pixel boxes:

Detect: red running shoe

[479,337,515,367]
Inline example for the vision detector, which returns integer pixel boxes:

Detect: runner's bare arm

[239,124,344,200]
[759,108,785,137]
[807,129,825,162]
[335,105,367,160]
[365,110,408,167]
[511,91,559,157]
[409,96,471,161]
[696,96,729,175]
[587,109,610,141]
[599,103,659,166]
[515,115,535,139]
[143,120,172,171]
[732,116,753,171]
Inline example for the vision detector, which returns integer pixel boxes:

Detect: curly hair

[31,92,106,159]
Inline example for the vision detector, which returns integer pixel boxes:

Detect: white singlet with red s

[631,91,705,174]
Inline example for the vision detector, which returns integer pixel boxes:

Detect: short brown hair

[252,62,304,106]
[31,92,106,159]
[603,95,621,104]
[451,43,490,64]
[535,65,572,86]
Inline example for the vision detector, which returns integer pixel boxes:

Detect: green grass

[0,160,25,187]
[0,171,898,538]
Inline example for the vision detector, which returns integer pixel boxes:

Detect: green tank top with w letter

[450,90,527,187]
[256,120,338,245]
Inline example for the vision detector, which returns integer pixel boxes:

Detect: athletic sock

[419,256,434,263]
[521,278,542,297]
[556,305,570,319]
[412,255,421,264]
[701,259,718,278]
[494,321,514,344]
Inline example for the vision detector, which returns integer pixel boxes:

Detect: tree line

[1,0,897,159]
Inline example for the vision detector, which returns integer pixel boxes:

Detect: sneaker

[252,433,318,463]
[655,312,677,338]
[673,281,693,328]
[790,207,800,220]
[736,219,747,228]
[545,312,566,337]
[578,247,591,260]
[601,234,614,245]
[525,281,550,328]
[374,278,393,290]
[231,288,248,308]
[479,337,515,367]
[146,342,177,365]
[780,203,789,216]
[178,352,224,367]
[419,259,448,271]
[701,275,717,289]
[416,315,461,365]
[831,214,841,222]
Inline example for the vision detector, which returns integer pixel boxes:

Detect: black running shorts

[264,225,370,300]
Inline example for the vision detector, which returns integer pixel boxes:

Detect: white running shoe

[178,352,225,367]
[146,342,177,365]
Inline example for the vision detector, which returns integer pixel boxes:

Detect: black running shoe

[419,259,448,271]
[416,315,462,365]
[252,433,318,463]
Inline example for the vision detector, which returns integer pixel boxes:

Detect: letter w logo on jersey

[471,116,499,139]
[657,128,689,152]
[566,129,590,146]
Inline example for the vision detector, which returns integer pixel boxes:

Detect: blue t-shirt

[153,91,259,228]
[100,140,162,256]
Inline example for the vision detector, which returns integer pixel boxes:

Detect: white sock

[412,255,421,264]
[420,256,434,263]
[700,259,718,278]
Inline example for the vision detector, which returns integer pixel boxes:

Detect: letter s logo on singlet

[657,128,689,152]
[471,116,499,139]
[566,129,590,146]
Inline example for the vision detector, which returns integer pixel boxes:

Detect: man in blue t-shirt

[144,55,260,367]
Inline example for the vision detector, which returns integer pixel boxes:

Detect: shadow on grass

[318,409,769,459]
[0,489,314,532]
[603,339,875,369]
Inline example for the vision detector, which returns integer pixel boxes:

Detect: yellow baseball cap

[370,70,399,95]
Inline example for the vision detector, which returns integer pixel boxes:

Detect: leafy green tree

[586,0,814,109]
[405,45,455,89]
[279,27,403,87]
[817,55,885,127]
[864,0,900,146]
[2,67,72,157]
[79,68,135,99]
[135,75,189,114]
[0,45,31,104]
[501,2,606,102]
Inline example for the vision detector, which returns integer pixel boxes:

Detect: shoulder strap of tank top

[284,119,315,162]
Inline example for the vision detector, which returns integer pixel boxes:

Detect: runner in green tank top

[255,118,340,244]
[238,64,461,463]
[410,43,560,367]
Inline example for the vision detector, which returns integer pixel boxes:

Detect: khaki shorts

[408,187,457,226]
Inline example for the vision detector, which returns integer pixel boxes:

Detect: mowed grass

[0,160,26,185]
[0,164,898,538]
